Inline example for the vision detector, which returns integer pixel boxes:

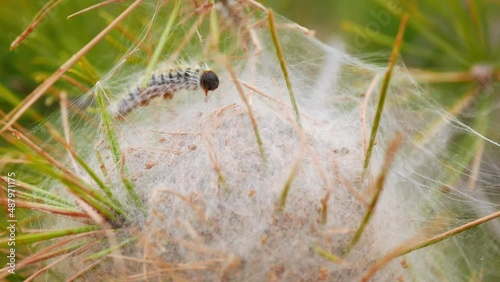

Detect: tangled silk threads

[112,67,219,118]
[39,4,499,281]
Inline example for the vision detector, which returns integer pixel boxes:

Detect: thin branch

[362,13,409,178]
[10,0,64,50]
[345,132,404,256]
[0,0,145,134]
[226,63,267,162]
[361,210,500,282]
[67,0,124,19]
[267,9,301,126]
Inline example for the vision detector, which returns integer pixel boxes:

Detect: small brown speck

[159,137,167,143]
[267,271,278,282]
[400,259,409,269]
[188,144,197,150]
[247,189,256,197]
[440,185,451,193]
[261,234,268,245]
[318,267,328,281]
[267,265,284,282]
[145,161,154,169]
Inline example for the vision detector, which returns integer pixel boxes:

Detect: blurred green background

[2,0,499,142]
[2,0,499,100]
[2,0,499,103]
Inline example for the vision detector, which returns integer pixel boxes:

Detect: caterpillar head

[200,70,220,96]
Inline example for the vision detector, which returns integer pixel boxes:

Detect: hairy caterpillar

[112,67,219,118]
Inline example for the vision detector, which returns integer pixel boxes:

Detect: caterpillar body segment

[113,67,219,118]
